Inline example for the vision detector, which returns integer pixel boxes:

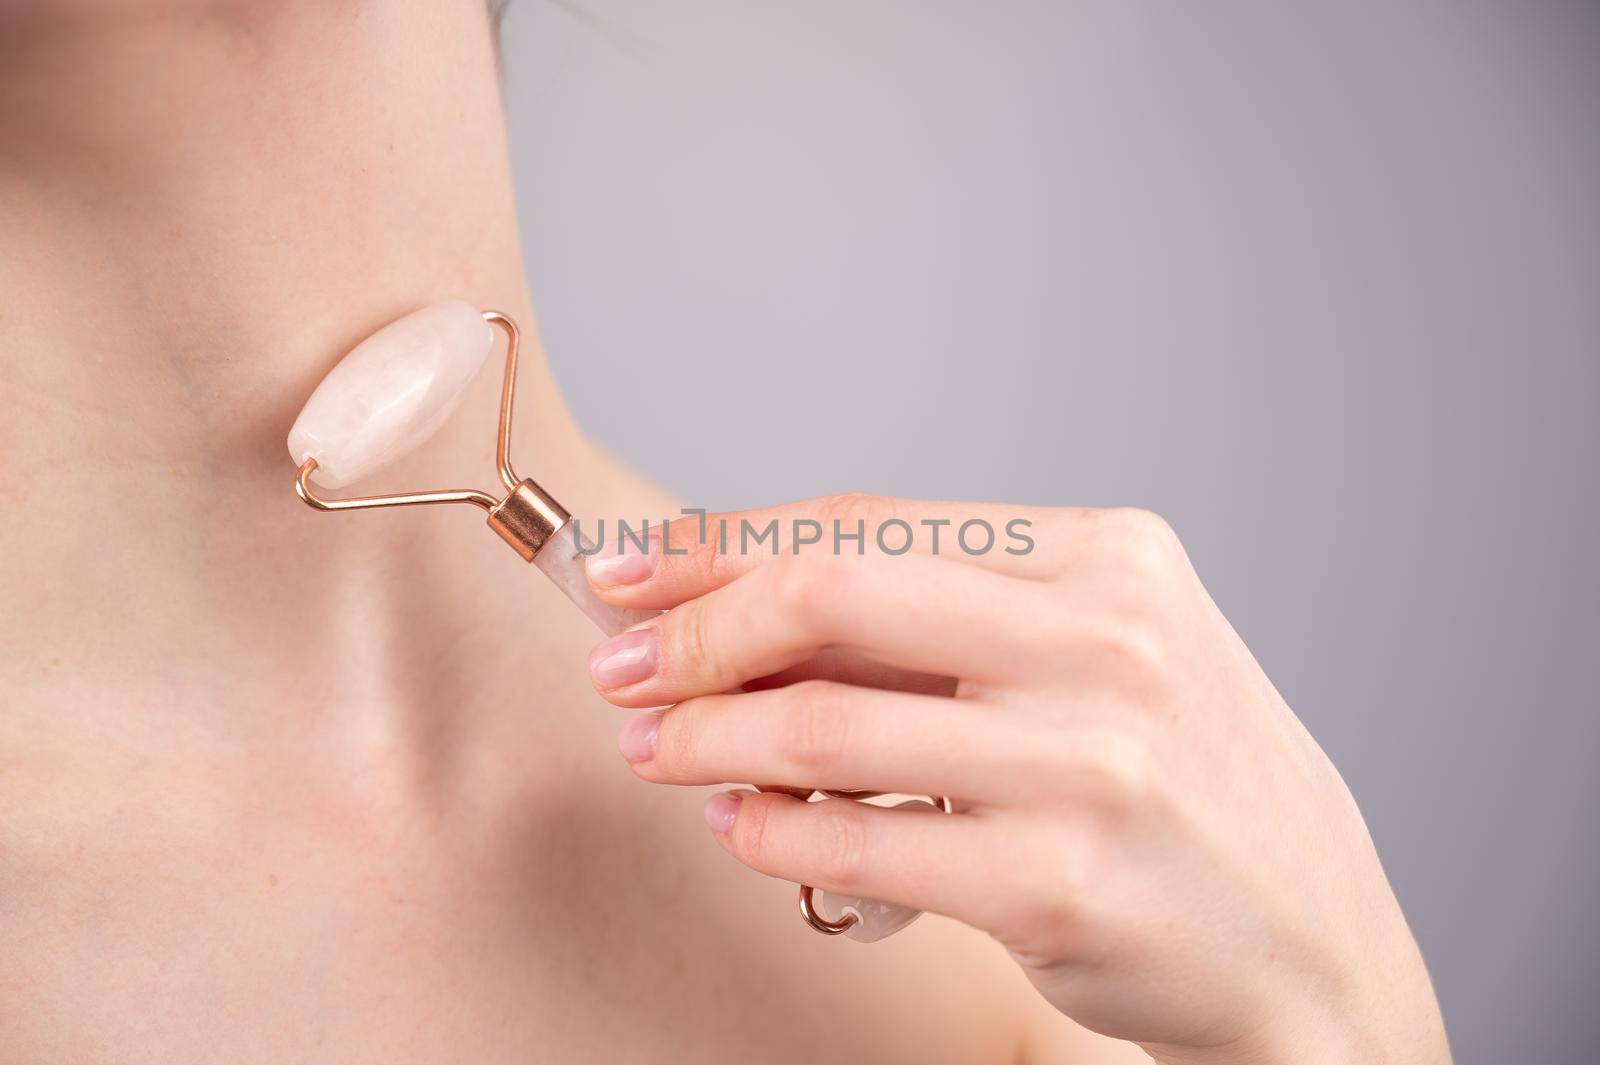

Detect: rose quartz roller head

[287,300,653,637]
[288,302,944,945]
[289,300,494,489]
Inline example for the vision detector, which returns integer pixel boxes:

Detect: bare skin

[0,3,1135,1062]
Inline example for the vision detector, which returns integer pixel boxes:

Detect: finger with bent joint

[617,681,1045,805]
[702,790,1035,938]
[587,553,1053,707]
[586,494,1068,612]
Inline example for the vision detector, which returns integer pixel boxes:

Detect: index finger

[584,492,1060,610]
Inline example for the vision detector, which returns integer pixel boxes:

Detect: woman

[0,3,1449,1061]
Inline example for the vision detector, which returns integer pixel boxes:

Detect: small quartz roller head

[287,300,654,637]
[289,299,495,489]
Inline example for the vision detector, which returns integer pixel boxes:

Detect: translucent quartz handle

[534,522,658,636]
[814,799,940,942]
[539,522,931,945]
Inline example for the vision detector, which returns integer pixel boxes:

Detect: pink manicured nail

[618,711,662,762]
[586,534,658,587]
[704,790,748,834]
[588,627,659,689]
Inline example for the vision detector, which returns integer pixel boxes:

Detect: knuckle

[810,801,871,889]
[1113,505,1177,543]
[1097,614,1171,683]
[1041,606,1173,699]
[658,514,705,568]
[1029,507,1095,579]
[733,794,772,864]
[666,604,716,682]
[817,491,897,533]
[1028,880,1088,950]
[780,682,851,776]
[653,705,698,774]
[1075,732,1157,808]
[776,555,852,627]
[1046,506,1097,538]
[687,528,724,584]
[1104,507,1186,578]
[990,837,1094,959]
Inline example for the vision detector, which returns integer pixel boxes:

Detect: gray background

[498,2,1600,1060]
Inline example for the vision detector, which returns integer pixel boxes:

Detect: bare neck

[0,1,567,464]
[0,4,644,757]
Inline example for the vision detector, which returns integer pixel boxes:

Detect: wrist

[1145,1011,1448,1065]
[1142,940,1450,1065]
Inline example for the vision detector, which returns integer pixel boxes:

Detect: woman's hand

[582,496,1449,1064]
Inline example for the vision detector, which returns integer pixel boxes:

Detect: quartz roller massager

[287,300,949,942]
[288,301,648,635]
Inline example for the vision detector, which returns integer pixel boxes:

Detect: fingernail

[586,534,658,587]
[704,790,750,835]
[618,711,662,762]
[588,627,660,689]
